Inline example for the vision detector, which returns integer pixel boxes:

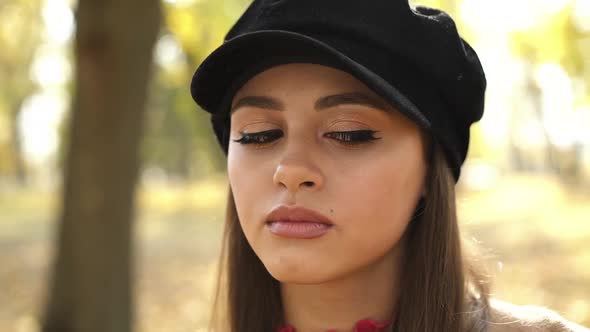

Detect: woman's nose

[272,153,324,193]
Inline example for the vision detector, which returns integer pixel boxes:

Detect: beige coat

[487,298,589,332]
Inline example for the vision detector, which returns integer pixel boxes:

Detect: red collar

[277,318,391,332]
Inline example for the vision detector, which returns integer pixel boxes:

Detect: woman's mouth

[265,205,335,239]
[266,221,333,239]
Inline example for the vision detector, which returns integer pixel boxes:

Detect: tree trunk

[42,1,161,332]
[9,100,27,185]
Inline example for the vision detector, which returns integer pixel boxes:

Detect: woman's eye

[325,130,381,145]
[231,129,381,146]
[232,129,283,145]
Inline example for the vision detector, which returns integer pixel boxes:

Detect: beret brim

[190,30,432,131]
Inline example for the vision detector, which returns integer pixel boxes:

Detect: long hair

[208,137,491,332]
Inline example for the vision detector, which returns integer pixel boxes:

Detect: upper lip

[266,205,334,225]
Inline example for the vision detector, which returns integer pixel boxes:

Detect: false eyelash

[232,129,381,146]
[325,130,381,145]
[232,129,283,145]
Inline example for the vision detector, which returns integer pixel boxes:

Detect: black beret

[190,0,487,182]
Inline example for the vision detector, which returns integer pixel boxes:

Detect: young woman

[189,1,589,331]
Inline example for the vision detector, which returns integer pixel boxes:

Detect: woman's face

[228,63,427,284]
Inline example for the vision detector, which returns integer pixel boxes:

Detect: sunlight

[42,0,74,45]
[30,44,71,87]
[572,0,590,31]
[18,92,67,165]
[155,33,184,69]
[163,0,200,7]
[461,0,571,32]
[535,63,576,149]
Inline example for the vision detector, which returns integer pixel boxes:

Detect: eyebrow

[230,92,390,114]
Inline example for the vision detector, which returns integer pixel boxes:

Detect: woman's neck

[279,240,405,332]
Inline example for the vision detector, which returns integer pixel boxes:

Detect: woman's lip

[265,205,334,225]
[266,221,333,239]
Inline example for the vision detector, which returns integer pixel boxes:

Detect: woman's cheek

[353,198,405,245]
[347,169,412,244]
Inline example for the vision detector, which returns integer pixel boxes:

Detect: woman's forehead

[230,92,392,117]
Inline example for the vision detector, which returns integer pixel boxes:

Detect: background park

[0,0,589,331]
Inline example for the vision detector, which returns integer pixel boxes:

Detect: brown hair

[208,137,491,332]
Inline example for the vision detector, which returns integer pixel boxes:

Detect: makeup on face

[229,93,396,151]
[226,64,426,287]
[265,204,335,239]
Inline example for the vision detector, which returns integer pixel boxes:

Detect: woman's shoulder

[486,298,589,332]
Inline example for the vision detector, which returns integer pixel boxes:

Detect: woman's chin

[263,259,337,285]
[270,271,333,285]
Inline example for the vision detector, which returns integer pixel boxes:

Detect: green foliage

[510,3,588,80]
[140,1,250,180]
[164,0,250,66]
[0,0,42,177]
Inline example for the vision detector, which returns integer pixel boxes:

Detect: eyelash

[232,129,381,146]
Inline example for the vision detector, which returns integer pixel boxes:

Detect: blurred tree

[414,0,459,16]
[41,1,161,332]
[511,4,586,77]
[510,4,590,182]
[138,0,250,181]
[0,0,43,184]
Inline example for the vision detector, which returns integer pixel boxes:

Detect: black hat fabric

[190,0,487,182]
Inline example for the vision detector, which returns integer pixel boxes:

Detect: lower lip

[267,221,333,239]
